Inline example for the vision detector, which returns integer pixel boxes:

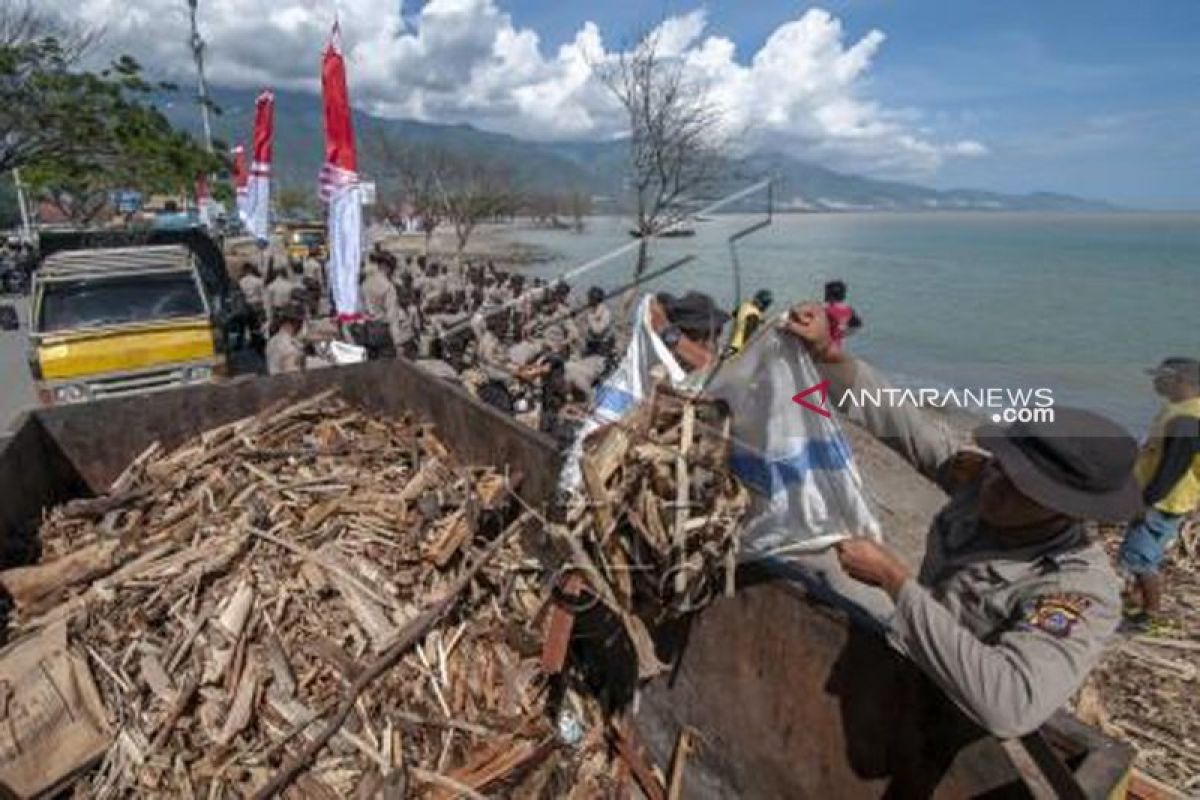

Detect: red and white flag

[319,24,363,319]
[231,145,249,226]
[244,90,275,242]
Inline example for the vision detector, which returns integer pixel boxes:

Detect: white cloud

[50,1,985,176]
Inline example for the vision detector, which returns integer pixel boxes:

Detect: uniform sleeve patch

[1021,595,1091,638]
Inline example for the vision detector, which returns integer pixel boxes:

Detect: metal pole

[11,168,32,243]
[187,0,214,153]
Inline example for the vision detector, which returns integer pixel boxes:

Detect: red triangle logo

[792,379,832,418]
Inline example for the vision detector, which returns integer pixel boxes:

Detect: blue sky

[500,1,1200,209]
[65,0,1200,208]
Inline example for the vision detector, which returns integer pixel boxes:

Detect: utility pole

[12,169,32,243]
[187,0,214,153]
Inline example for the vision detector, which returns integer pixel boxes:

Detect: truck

[281,221,328,263]
[28,244,225,405]
[0,359,1137,798]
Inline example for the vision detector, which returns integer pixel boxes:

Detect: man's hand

[835,538,911,599]
[781,302,837,362]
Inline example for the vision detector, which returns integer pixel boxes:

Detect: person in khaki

[361,260,404,351]
[265,264,300,328]
[265,306,306,375]
[781,301,1138,739]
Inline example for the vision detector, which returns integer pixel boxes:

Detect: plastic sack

[559,295,687,490]
[707,326,881,555]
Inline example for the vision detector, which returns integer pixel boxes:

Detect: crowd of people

[232,241,622,444]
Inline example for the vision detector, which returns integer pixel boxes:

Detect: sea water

[508,212,1200,436]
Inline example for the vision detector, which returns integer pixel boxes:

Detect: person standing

[265,264,300,329]
[824,280,862,356]
[1119,357,1200,632]
[265,306,306,375]
[728,289,774,355]
[361,261,403,358]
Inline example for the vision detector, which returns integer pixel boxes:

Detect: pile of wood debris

[0,387,745,798]
[1074,521,1200,795]
[0,391,627,798]
[557,387,750,680]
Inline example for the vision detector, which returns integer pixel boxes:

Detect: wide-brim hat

[974,407,1142,524]
[659,291,731,335]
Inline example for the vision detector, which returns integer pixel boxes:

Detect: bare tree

[370,133,446,253]
[594,25,726,277]
[434,152,515,256]
[370,133,517,257]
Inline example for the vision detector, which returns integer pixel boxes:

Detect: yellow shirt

[1135,396,1200,515]
[728,301,763,354]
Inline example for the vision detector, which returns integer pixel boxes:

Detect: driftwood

[1078,521,1200,793]
[15,393,620,798]
[250,513,533,799]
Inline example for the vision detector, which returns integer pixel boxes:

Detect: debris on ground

[1073,521,1200,794]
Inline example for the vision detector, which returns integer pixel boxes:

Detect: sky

[51,0,1200,209]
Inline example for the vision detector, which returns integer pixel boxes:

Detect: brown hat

[974,408,1142,524]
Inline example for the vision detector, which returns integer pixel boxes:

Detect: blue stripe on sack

[730,436,854,496]
[594,384,638,416]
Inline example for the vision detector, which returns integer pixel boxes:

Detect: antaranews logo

[792,382,1056,424]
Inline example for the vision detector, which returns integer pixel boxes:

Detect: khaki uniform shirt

[835,359,1121,738]
[302,258,324,291]
[266,275,298,312]
[239,274,265,309]
[265,329,305,375]
[584,304,612,339]
[362,271,408,347]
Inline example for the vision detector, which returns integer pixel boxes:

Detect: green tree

[0,5,222,223]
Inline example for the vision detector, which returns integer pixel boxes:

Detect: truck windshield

[291,231,324,247]
[38,272,207,333]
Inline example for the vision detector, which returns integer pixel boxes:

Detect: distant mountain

[163,88,1117,212]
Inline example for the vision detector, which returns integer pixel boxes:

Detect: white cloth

[244,162,271,241]
[327,182,364,317]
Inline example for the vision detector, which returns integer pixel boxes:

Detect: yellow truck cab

[29,245,223,405]
[283,223,327,263]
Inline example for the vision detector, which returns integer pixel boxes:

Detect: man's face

[977,459,1065,531]
[1152,372,1178,399]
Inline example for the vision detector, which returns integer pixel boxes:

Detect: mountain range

[164,88,1117,213]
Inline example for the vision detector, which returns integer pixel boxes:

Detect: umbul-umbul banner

[244,91,275,242]
[319,24,363,320]
[232,145,249,226]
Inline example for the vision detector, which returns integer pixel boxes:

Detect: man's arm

[890,581,1117,738]
[784,303,958,485]
[1143,416,1200,506]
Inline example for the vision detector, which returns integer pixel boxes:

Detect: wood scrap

[11,393,618,798]
[1076,522,1200,793]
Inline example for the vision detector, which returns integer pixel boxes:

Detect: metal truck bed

[0,360,1133,798]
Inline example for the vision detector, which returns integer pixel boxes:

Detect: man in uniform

[361,259,403,357]
[1119,356,1200,632]
[301,252,326,316]
[265,263,301,328]
[728,289,774,355]
[782,301,1139,738]
[265,305,306,375]
[581,286,614,358]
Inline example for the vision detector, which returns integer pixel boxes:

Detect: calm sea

[507,212,1200,436]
